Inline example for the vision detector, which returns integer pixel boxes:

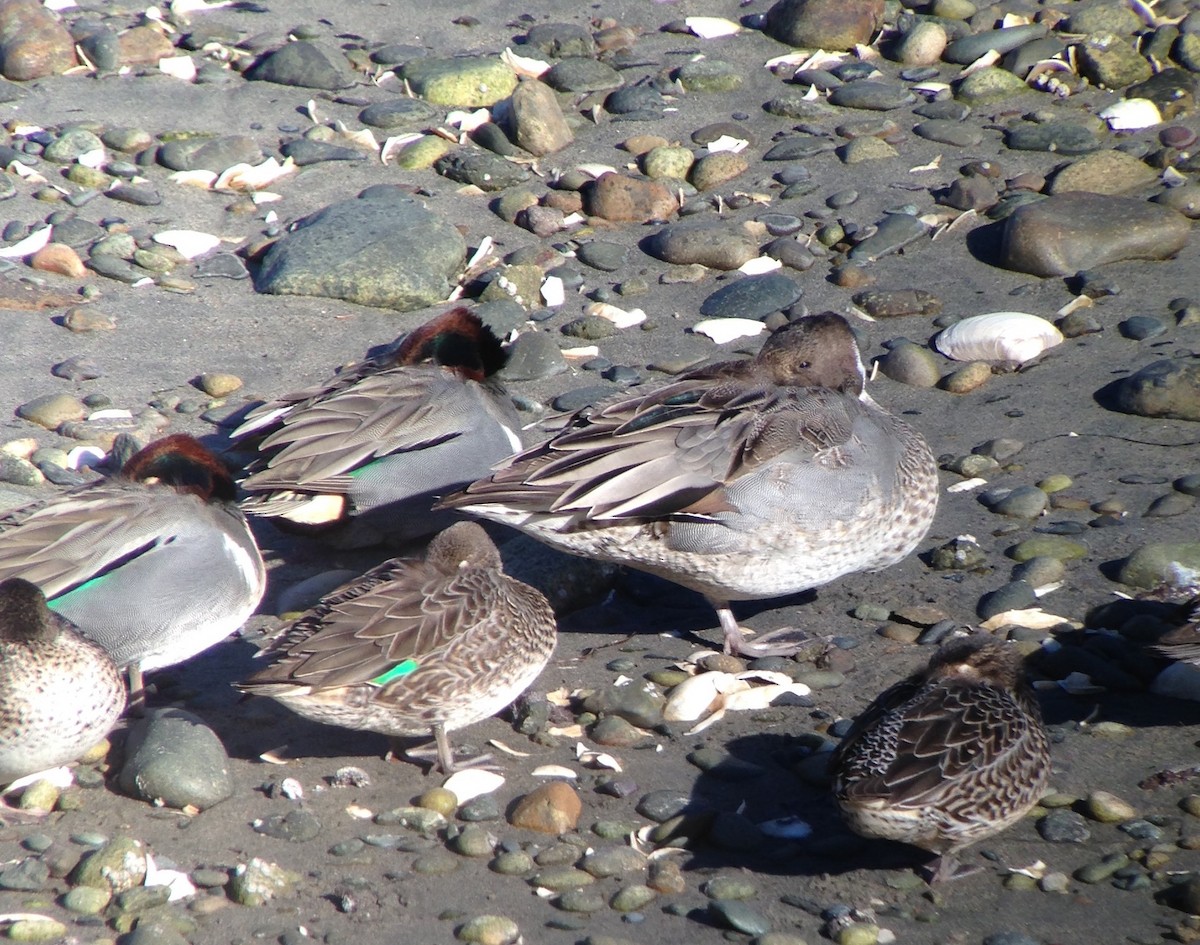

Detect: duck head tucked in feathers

[237,521,556,773]
[0,435,265,701]
[830,634,1051,882]
[0,577,126,786]
[439,311,939,657]
[233,307,522,549]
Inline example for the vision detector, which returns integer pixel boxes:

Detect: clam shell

[1098,97,1161,131]
[934,311,1063,364]
[442,768,505,802]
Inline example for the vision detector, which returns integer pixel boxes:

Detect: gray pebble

[709,900,772,936]
[253,809,322,842]
[699,273,803,321]
[1037,809,1091,843]
[1120,315,1169,340]
[976,580,1037,619]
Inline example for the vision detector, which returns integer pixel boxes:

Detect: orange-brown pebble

[31,243,86,278]
[508,782,582,835]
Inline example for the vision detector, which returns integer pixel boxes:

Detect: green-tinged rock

[955,66,1028,103]
[6,919,67,942]
[62,885,110,914]
[390,135,453,170]
[1118,542,1200,588]
[456,915,520,945]
[675,60,743,92]
[610,884,655,912]
[402,56,517,107]
[838,924,880,945]
[117,707,233,811]
[641,145,693,180]
[228,857,300,906]
[703,875,758,900]
[1085,790,1138,823]
[70,837,146,893]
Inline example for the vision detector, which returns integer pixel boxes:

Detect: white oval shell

[1098,97,1161,131]
[442,768,505,802]
[934,311,1063,364]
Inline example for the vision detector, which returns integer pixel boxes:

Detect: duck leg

[712,601,810,658]
[388,725,496,774]
[923,852,981,884]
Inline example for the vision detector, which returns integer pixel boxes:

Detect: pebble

[258,189,466,312]
[1085,790,1138,823]
[508,782,582,835]
[764,0,884,50]
[635,790,692,823]
[644,223,757,270]
[1000,193,1191,277]
[1111,358,1200,421]
[543,58,622,94]
[699,273,802,321]
[875,342,940,388]
[977,580,1037,620]
[508,79,573,156]
[1037,810,1092,843]
[583,174,676,224]
[117,707,234,811]
[709,900,772,937]
[1117,542,1200,588]
[253,809,322,842]
[70,837,147,892]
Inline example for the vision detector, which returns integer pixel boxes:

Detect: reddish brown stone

[117,25,175,66]
[508,782,582,835]
[0,0,76,80]
[765,0,884,50]
[582,173,677,223]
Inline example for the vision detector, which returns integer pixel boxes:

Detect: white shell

[541,275,565,307]
[1098,97,1162,131]
[442,768,505,802]
[685,16,740,38]
[154,229,221,259]
[159,55,197,81]
[934,311,1063,364]
[213,156,297,192]
[587,302,645,328]
[706,135,749,154]
[693,317,765,344]
[0,226,51,259]
[500,47,550,78]
[738,256,782,275]
[531,764,577,779]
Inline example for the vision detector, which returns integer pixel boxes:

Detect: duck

[237,521,557,773]
[0,577,125,786]
[232,306,523,549]
[1152,595,1200,664]
[0,434,266,701]
[437,311,939,657]
[829,634,1051,882]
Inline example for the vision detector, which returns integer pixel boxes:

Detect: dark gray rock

[1111,358,1200,421]
[245,40,355,90]
[117,707,233,811]
[699,273,802,320]
[158,135,263,172]
[848,212,929,260]
[256,188,466,311]
[433,150,532,191]
[359,98,437,130]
